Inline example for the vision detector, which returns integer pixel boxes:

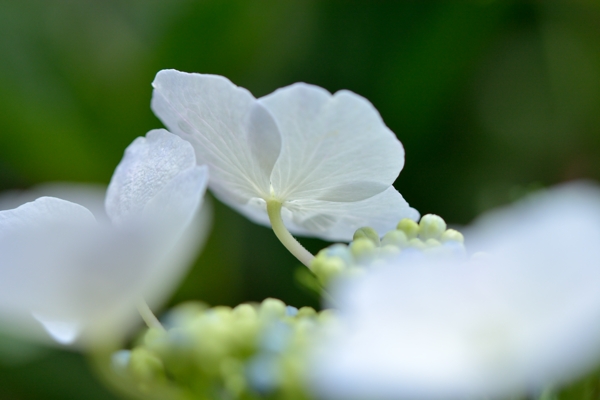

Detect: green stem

[136,298,165,332]
[266,199,315,269]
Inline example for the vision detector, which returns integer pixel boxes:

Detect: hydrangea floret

[151,69,419,266]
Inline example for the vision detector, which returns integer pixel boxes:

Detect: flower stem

[266,199,315,269]
[136,298,165,332]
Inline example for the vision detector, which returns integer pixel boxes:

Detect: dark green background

[1,1,599,398]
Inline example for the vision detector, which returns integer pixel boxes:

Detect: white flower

[0,129,209,348]
[151,69,419,242]
[310,182,600,400]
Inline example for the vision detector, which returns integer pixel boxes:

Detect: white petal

[310,182,600,399]
[259,83,404,202]
[284,187,419,241]
[0,183,107,221]
[151,70,279,204]
[32,314,80,345]
[0,133,210,347]
[105,129,198,225]
[0,196,95,230]
[131,165,211,318]
[217,187,419,242]
[0,197,96,344]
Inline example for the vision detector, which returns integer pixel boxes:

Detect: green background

[1,1,599,398]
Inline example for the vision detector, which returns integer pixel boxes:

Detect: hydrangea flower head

[310,182,600,400]
[0,130,209,347]
[151,70,419,242]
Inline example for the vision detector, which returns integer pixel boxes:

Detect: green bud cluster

[311,214,465,286]
[112,298,333,400]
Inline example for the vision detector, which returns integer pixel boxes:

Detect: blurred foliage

[1,0,600,398]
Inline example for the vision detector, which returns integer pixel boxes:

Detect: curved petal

[218,187,419,243]
[96,130,210,345]
[0,197,97,344]
[0,196,95,230]
[151,70,280,204]
[105,129,198,225]
[259,83,404,202]
[0,183,107,221]
[0,131,211,347]
[284,187,419,241]
[133,165,211,317]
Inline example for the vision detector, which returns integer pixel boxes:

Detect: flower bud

[349,238,377,260]
[313,256,346,286]
[378,245,401,259]
[353,227,380,246]
[441,228,464,243]
[381,230,409,248]
[397,218,419,239]
[129,348,165,383]
[233,303,258,320]
[407,238,426,250]
[297,307,317,318]
[260,298,287,320]
[418,214,447,240]
[325,244,352,264]
[424,238,441,248]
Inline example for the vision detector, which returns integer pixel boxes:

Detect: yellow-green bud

[418,214,447,240]
[318,309,336,323]
[212,305,233,317]
[297,307,317,318]
[220,358,245,395]
[379,245,401,258]
[314,256,345,285]
[381,230,409,248]
[441,228,464,243]
[233,303,258,320]
[424,238,441,248]
[397,218,419,239]
[260,298,287,320]
[349,237,376,259]
[353,227,380,246]
[324,244,352,265]
[129,348,165,383]
[408,238,426,250]
[345,266,367,278]
[143,327,167,346]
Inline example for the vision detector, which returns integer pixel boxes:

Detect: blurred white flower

[151,69,418,242]
[310,182,600,400]
[0,129,209,348]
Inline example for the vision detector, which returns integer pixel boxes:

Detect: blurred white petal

[311,182,600,400]
[0,182,108,221]
[0,196,96,229]
[32,314,80,345]
[0,131,210,348]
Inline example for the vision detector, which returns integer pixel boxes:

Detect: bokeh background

[1,1,600,398]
